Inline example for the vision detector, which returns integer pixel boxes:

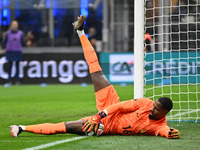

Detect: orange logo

[92,116,97,121]
[97,130,102,135]
[139,129,145,134]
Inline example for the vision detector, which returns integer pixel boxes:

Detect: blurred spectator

[54,10,74,47]
[144,33,152,52]
[88,27,98,48]
[171,0,197,50]
[172,0,196,22]
[25,31,36,47]
[2,20,24,86]
[0,31,7,53]
[64,10,74,47]
[146,0,153,9]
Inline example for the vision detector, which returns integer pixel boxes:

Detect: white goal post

[134,0,144,99]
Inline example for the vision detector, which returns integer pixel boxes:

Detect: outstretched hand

[82,113,102,133]
[168,128,180,139]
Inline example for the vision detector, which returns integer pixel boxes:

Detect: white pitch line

[167,109,200,118]
[23,136,87,150]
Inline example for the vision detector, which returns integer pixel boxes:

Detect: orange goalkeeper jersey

[101,98,170,138]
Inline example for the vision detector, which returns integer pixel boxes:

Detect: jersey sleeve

[104,98,152,116]
[154,125,170,138]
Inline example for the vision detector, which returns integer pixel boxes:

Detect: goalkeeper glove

[168,128,180,139]
[82,111,107,133]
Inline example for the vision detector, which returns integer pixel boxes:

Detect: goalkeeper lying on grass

[9,15,180,139]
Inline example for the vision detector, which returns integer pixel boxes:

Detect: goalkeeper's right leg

[73,15,111,92]
[9,119,86,137]
[9,118,106,137]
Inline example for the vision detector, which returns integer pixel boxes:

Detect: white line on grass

[23,136,87,150]
[167,109,200,118]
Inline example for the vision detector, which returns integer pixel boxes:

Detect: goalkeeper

[10,15,180,139]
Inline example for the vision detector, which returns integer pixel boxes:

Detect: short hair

[158,97,173,111]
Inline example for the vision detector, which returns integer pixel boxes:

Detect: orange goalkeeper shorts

[95,85,120,111]
[82,85,120,122]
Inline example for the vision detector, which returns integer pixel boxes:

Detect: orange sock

[25,122,66,134]
[80,35,102,74]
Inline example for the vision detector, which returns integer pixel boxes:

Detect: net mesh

[144,0,200,122]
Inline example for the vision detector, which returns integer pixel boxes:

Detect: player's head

[11,20,19,31]
[149,97,173,120]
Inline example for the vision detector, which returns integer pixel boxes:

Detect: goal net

[144,0,200,122]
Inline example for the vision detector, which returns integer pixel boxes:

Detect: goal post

[134,0,144,99]
[134,0,200,122]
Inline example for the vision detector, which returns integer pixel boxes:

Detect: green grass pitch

[0,85,200,150]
